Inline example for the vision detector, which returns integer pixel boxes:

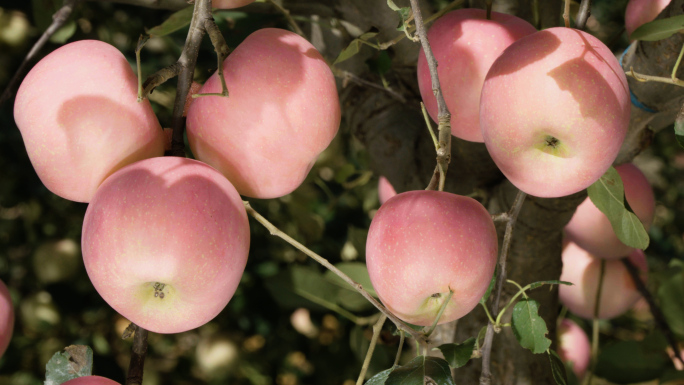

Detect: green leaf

[387,0,411,31]
[146,6,194,37]
[511,299,551,354]
[324,262,377,298]
[527,280,573,290]
[264,265,341,311]
[675,113,684,149]
[386,356,454,385]
[587,167,649,250]
[435,337,476,368]
[49,20,77,44]
[45,345,93,385]
[479,267,496,305]
[333,32,378,65]
[658,271,684,338]
[630,14,684,41]
[366,368,392,385]
[548,349,568,385]
[595,333,670,383]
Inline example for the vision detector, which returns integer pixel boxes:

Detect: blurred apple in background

[558,319,591,380]
[32,239,81,284]
[82,157,250,334]
[366,191,497,326]
[480,27,630,198]
[378,176,397,205]
[418,8,536,142]
[62,376,121,385]
[565,163,655,259]
[625,0,671,37]
[0,279,13,358]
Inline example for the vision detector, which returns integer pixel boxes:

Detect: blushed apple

[366,191,498,326]
[565,163,655,259]
[558,319,591,379]
[14,40,165,203]
[625,0,671,37]
[186,28,340,199]
[480,28,630,198]
[82,157,250,334]
[378,176,397,205]
[0,279,13,358]
[417,8,536,142]
[62,377,121,385]
[213,0,255,8]
[559,242,646,320]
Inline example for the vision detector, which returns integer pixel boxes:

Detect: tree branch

[575,0,591,30]
[124,324,148,385]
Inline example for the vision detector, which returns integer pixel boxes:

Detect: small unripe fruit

[558,319,591,379]
[62,377,121,385]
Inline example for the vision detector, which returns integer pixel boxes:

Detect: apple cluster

[13,27,340,337]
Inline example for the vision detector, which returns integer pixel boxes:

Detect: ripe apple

[480,27,630,198]
[186,28,340,199]
[366,191,498,326]
[417,8,536,142]
[61,377,121,385]
[0,279,13,358]
[559,242,646,320]
[565,163,655,259]
[625,0,671,37]
[378,176,397,205]
[82,157,250,334]
[213,0,255,8]
[558,319,591,379]
[14,40,165,203]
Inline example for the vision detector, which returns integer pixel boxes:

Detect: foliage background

[0,1,683,384]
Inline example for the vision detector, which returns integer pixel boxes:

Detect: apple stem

[423,289,454,337]
[124,323,149,385]
[485,0,492,20]
[563,0,571,28]
[355,314,387,385]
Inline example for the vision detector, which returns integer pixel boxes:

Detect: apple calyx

[153,282,167,299]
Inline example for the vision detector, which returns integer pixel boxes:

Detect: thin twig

[622,258,684,366]
[563,0,571,28]
[408,0,452,192]
[243,201,425,342]
[479,190,527,385]
[267,0,305,37]
[393,331,405,367]
[124,324,149,385]
[0,0,81,107]
[193,17,230,98]
[332,67,406,103]
[626,67,684,88]
[575,0,591,30]
[356,314,387,385]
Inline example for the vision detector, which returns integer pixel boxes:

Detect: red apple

[187,28,340,198]
[366,191,498,326]
[480,28,630,198]
[62,377,121,385]
[558,319,591,379]
[378,176,397,205]
[625,0,671,37]
[565,163,655,259]
[0,279,13,358]
[417,9,536,142]
[559,242,646,320]
[213,0,255,8]
[82,157,250,334]
[14,40,165,203]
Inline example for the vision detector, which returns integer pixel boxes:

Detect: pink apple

[625,0,671,37]
[366,191,498,326]
[0,279,13,358]
[378,176,397,205]
[62,377,121,385]
[187,28,340,198]
[565,163,655,259]
[14,40,165,203]
[559,242,646,320]
[213,0,255,9]
[82,157,250,334]
[480,28,630,198]
[558,319,591,379]
[417,9,536,142]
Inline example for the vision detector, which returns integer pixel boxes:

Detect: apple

[559,242,646,320]
[366,190,498,326]
[625,0,671,38]
[14,40,165,203]
[378,176,397,205]
[81,157,250,334]
[565,163,655,259]
[213,0,255,9]
[417,9,536,142]
[0,279,13,358]
[557,319,591,379]
[480,27,630,198]
[186,28,341,199]
[62,377,121,385]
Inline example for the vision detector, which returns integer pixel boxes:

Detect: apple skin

[480,27,630,198]
[366,190,498,326]
[625,0,671,37]
[82,157,250,334]
[61,377,121,385]
[417,9,536,142]
[558,319,591,379]
[213,0,255,8]
[565,163,655,259]
[378,176,397,205]
[187,28,341,199]
[559,242,646,320]
[14,40,165,203]
[0,279,13,358]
